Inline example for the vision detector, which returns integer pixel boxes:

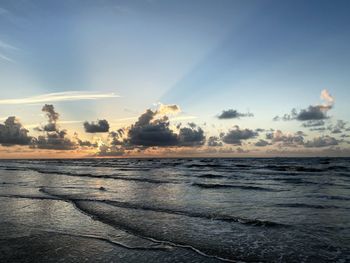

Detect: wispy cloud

[0,53,14,63]
[0,91,120,105]
[170,115,198,121]
[0,39,18,63]
[26,120,84,129]
[0,40,18,50]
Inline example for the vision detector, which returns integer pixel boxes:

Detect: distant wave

[263,164,349,173]
[0,166,178,185]
[274,203,342,209]
[191,183,280,192]
[307,195,350,201]
[195,173,226,178]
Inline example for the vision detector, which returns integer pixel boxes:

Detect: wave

[0,194,61,201]
[307,195,350,201]
[274,203,342,209]
[40,187,286,228]
[272,178,318,185]
[37,188,240,262]
[0,166,177,185]
[195,174,226,178]
[191,183,280,192]
[185,164,225,168]
[263,165,325,173]
[26,228,170,251]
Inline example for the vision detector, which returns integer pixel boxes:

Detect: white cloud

[320,89,334,107]
[0,91,119,105]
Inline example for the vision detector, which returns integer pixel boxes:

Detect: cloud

[207,136,223,147]
[73,133,97,148]
[156,103,181,115]
[109,129,125,146]
[274,90,334,122]
[0,53,14,63]
[328,120,347,134]
[169,115,198,122]
[220,126,258,145]
[266,130,304,147]
[84,119,110,133]
[0,40,18,50]
[34,130,76,150]
[127,109,178,147]
[304,136,339,148]
[217,109,253,119]
[296,105,331,121]
[302,120,325,128]
[0,117,33,146]
[237,147,249,153]
[320,89,334,106]
[255,139,270,147]
[0,91,119,105]
[178,123,205,146]
[310,127,326,132]
[32,104,77,150]
[98,145,125,156]
[109,105,205,149]
[35,104,60,132]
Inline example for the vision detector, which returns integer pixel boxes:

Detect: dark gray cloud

[220,126,258,145]
[84,119,110,133]
[274,106,331,122]
[34,130,76,150]
[304,136,339,148]
[109,129,125,146]
[35,104,60,132]
[0,117,32,146]
[207,136,223,147]
[255,139,270,147]
[302,120,325,128]
[328,120,347,134]
[77,139,95,147]
[32,104,77,150]
[296,105,330,121]
[217,109,253,119]
[310,127,326,132]
[127,110,178,147]
[178,124,205,146]
[74,133,97,148]
[274,90,334,123]
[42,104,59,123]
[266,130,304,147]
[114,108,206,148]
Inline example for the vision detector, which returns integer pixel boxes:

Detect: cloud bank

[0,117,32,146]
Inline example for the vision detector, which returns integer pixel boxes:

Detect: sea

[0,158,349,262]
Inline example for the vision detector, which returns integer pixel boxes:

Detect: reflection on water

[0,158,349,262]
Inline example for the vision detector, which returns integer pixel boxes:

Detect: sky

[0,0,350,158]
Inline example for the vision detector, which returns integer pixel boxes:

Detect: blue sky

[0,0,349,157]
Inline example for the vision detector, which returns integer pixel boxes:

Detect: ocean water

[0,158,349,262]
